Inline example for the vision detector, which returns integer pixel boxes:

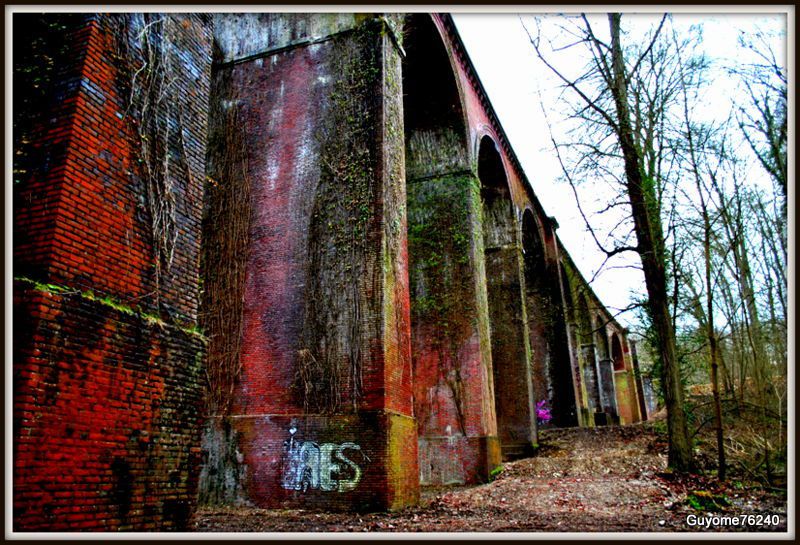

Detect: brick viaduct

[13,13,650,531]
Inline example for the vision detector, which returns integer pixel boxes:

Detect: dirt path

[194,425,788,533]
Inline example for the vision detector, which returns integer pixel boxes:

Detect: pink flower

[536,400,552,424]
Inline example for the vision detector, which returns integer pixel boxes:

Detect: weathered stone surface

[212,13,361,63]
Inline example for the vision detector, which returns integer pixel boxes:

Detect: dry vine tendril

[113,14,195,307]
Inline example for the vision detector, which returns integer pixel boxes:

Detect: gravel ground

[193,424,788,534]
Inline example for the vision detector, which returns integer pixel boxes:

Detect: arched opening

[611,333,625,371]
[403,14,468,180]
[480,136,535,457]
[522,210,549,419]
[522,211,577,427]
[577,294,602,416]
[404,15,498,485]
[522,211,546,282]
[611,332,640,424]
[594,316,618,420]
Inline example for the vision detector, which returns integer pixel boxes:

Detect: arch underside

[522,211,577,428]
[404,14,500,485]
[479,137,536,457]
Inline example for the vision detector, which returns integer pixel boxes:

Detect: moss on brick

[13,14,211,531]
[299,18,385,414]
[407,173,483,435]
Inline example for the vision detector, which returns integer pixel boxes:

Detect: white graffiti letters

[282,428,364,493]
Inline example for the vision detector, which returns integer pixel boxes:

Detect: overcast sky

[452,10,788,330]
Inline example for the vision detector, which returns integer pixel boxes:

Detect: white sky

[452,10,788,329]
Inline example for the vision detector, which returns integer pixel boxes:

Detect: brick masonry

[404,13,500,485]
[408,172,501,483]
[13,12,646,529]
[198,14,418,510]
[13,13,212,531]
[13,282,205,530]
[523,212,579,429]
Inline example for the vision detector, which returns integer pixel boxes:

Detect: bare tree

[528,13,694,471]
[673,46,726,477]
[734,29,787,198]
[699,145,786,484]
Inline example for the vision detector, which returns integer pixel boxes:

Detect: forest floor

[194,419,788,534]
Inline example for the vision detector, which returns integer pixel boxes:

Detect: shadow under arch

[559,264,590,425]
[522,210,577,428]
[404,14,501,486]
[594,315,618,420]
[403,14,469,180]
[478,135,536,458]
[577,293,602,418]
[611,333,625,371]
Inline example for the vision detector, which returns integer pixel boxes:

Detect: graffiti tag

[281,427,365,493]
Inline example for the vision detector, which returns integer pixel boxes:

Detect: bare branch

[540,99,639,260]
[626,14,669,88]
[523,17,620,132]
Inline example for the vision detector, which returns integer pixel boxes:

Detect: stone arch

[611,331,640,424]
[403,14,469,180]
[522,210,577,427]
[404,14,500,485]
[611,333,625,371]
[577,293,602,415]
[478,135,513,243]
[522,210,546,283]
[594,316,617,420]
[479,135,536,457]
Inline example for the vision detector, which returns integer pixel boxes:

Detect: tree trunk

[732,199,773,484]
[677,51,725,480]
[702,198,725,481]
[607,13,693,471]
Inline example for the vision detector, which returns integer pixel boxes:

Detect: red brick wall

[13,283,206,530]
[199,14,417,510]
[408,174,500,484]
[14,13,210,320]
[13,14,212,531]
[14,14,94,287]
